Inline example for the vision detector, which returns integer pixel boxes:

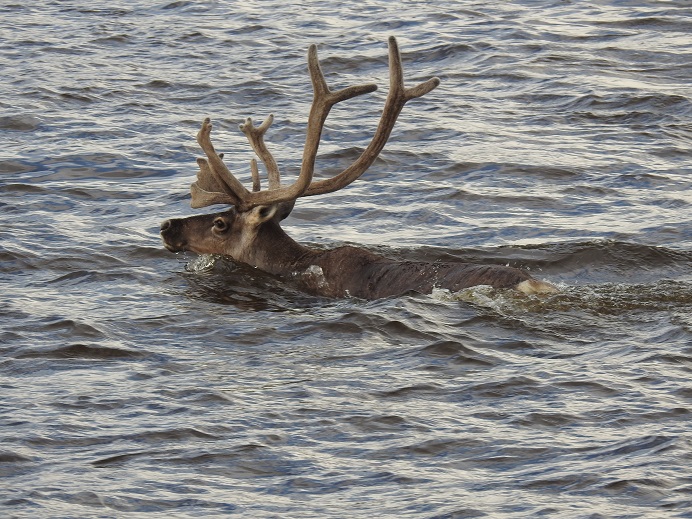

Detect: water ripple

[1,1,691,518]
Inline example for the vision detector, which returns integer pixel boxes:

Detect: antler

[190,36,440,211]
[303,37,440,197]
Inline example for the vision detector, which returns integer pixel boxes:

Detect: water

[1,1,691,517]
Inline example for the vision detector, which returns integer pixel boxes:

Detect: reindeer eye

[213,218,228,232]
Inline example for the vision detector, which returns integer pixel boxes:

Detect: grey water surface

[1,1,691,518]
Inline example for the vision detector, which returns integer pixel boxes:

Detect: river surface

[1,1,691,518]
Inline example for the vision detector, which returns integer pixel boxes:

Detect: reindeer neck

[251,220,318,276]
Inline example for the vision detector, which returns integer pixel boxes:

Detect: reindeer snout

[160,218,187,252]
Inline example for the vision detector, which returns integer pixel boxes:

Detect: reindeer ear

[247,204,279,226]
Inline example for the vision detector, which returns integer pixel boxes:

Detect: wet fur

[161,209,556,299]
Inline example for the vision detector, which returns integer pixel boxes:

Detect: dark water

[2,1,691,517]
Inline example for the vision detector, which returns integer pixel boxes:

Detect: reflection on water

[1,0,691,517]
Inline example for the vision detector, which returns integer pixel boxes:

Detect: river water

[1,1,691,518]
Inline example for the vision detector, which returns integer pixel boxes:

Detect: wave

[15,343,147,360]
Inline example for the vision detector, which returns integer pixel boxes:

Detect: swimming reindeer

[161,37,556,299]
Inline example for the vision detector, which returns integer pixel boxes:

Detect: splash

[185,254,219,273]
[432,280,692,318]
[295,264,329,291]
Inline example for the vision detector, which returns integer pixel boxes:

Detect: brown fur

[161,209,555,299]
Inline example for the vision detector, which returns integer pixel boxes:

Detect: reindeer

[160,37,556,299]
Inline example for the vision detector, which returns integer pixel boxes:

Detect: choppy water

[2,1,691,517]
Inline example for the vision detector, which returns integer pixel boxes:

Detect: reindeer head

[161,37,440,269]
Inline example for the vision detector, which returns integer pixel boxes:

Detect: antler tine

[250,159,261,192]
[303,36,440,197]
[196,118,254,209]
[240,114,282,190]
